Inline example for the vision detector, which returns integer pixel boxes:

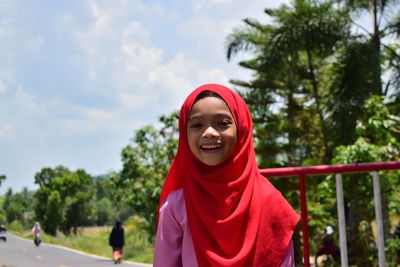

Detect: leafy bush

[124,216,154,262]
[8,220,24,231]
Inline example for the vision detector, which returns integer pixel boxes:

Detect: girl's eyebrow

[188,112,233,121]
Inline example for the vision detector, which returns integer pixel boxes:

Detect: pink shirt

[154,189,295,267]
[32,225,41,234]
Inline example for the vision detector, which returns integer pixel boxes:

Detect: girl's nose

[203,126,219,138]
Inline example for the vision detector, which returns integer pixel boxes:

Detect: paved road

[0,234,152,267]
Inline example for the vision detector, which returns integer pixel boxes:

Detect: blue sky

[0,0,289,194]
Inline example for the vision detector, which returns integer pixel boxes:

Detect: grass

[12,217,154,264]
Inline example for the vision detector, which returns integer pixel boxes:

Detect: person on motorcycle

[32,222,42,247]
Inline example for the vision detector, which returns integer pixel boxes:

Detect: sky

[0,0,290,194]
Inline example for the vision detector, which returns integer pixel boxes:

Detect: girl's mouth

[200,143,222,152]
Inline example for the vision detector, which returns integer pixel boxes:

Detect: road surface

[0,234,152,267]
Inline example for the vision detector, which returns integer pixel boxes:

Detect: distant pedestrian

[109,219,125,264]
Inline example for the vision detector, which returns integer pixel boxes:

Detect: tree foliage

[114,111,179,235]
[33,166,96,235]
[1,187,33,228]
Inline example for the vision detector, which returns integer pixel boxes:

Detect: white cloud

[13,88,42,114]
[26,36,44,51]
[75,0,166,95]
[0,0,13,8]
[178,14,235,58]
[122,21,150,43]
[118,92,153,110]
[0,124,14,140]
[212,0,232,3]
[190,0,233,11]
[147,53,198,103]
[196,67,228,84]
[60,106,115,134]
[0,19,11,38]
[86,0,163,35]
[120,43,163,77]
[146,53,230,110]
[72,0,200,113]
[55,103,146,139]
[0,79,7,94]
[179,14,220,40]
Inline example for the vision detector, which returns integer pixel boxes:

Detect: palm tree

[226,0,350,165]
[340,0,400,96]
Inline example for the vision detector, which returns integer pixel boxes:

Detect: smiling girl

[154,84,299,267]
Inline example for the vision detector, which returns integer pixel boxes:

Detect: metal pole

[373,171,386,267]
[335,173,348,267]
[299,175,310,267]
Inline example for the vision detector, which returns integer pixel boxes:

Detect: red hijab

[158,84,299,266]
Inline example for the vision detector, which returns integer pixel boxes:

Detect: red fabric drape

[158,84,299,266]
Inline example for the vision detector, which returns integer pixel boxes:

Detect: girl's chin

[198,155,225,166]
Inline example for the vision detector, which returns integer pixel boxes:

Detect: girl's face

[187,96,237,166]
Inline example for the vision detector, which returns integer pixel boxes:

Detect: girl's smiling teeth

[200,143,222,151]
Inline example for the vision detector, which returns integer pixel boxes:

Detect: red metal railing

[260,161,400,267]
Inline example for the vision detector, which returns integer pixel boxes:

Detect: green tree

[33,166,96,235]
[326,0,400,150]
[2,188,31,226]
[341,0,400,96]
[33,166,70,234]
[61,169,95,234]
[44,190,62,236]
[326,41,377,147]
[116,111,179,235]
[96,197,116,226]
[2,189,12,220]
[34,187,52,232]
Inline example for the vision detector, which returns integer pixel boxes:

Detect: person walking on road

[109,219,125,264]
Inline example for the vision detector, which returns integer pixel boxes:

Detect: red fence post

[299,174,310,267]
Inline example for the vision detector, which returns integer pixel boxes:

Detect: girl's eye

[218,120,231,127]
[190,123,202,129]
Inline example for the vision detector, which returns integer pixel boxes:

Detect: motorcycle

[34,232,41,247]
